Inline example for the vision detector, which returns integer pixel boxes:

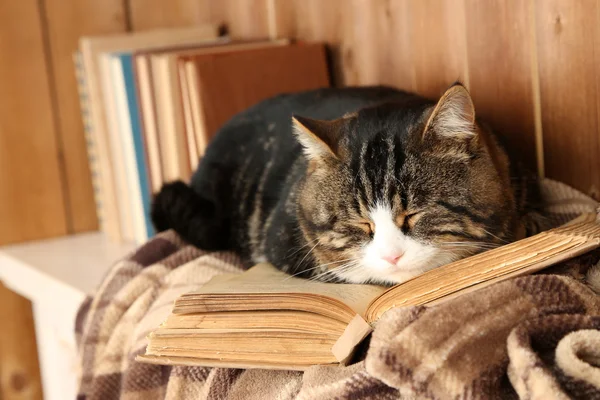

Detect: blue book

[111,52,155,241]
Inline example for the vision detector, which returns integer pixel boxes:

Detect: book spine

[185,61,209,156]
[177,58,199,171]
[73,52,104,231]
[165,55,193,181]
[103,54,137,241]
[120,54,155,240]
[135,56,164,194]
[80,41,123,242]
[132,56,158,193]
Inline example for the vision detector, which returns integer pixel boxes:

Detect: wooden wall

[0,283,43,399]
[1,0,599,245]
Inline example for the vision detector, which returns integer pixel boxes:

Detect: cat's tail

[151,180,229,250]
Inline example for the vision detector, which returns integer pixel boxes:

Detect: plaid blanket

[76,180,600,400]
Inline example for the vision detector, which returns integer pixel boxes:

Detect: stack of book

[75,26,330,243]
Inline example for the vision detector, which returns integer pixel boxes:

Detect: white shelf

[0,232,135,304]
[0,232,136,400]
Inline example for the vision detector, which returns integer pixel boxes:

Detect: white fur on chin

[334,202,460,285]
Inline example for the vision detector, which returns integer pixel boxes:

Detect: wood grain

[535,0,600,199]
[211,0,271,38]
[274,0,467,96]
[129,0,271,38]
[349,0,414,88]
[464,0,539,172]
[42,0,127,233]
[0,283,43,399]
[408,0,468,99]
[128,0,212,31]
[0,0,68,244]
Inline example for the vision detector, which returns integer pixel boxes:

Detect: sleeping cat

[151,84,541,285]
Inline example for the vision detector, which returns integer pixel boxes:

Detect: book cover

[111,53,155,242]
[180,43,330,152]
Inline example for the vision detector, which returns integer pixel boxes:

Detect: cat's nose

[382,253,403,265]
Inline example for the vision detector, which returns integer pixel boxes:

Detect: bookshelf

[0,233,135,400]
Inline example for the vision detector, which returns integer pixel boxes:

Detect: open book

[138,213,600,370]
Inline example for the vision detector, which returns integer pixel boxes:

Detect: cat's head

[294,84,519,285]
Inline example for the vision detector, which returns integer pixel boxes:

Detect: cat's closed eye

[352,220,375,238]
[396,212,423,233]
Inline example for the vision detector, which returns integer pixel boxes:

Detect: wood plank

[129,0,271,38]
[535,0,600,199]
[408,0,468,99]
[351,0,468,96]
[0,0,68,244]
[0,283,43,400]
[128,0,211,31]
[274,0,466,95]
[210,0,271,38]
[347,0,413,88]
[464,0,539,172]
[42,0,127,233]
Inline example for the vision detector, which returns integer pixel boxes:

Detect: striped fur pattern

[152,84,539,284]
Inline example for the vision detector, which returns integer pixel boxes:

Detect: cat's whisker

[283,258,356,281]
[287,237,320,257]
[439,241,501,249]
[283,264,326,280]
[309,260,361,282]
[392,176,406,191]
[318,258,355,267]
[326,262,364,283]
[481,229,509,244]
[295,240,321,270]
[440,245,499,251]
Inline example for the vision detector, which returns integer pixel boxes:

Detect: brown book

[138,213,600,370]
[180,43,330,158]
[144,39,290,182]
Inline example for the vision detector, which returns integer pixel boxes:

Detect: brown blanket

[76,180,600,399]
[75,231,600,400]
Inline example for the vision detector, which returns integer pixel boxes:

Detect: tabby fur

[152,84,542,284]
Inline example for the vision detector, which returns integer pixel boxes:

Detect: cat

[151,83,542,285]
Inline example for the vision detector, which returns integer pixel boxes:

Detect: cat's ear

[292,115,342,160]
[423,83,476,140]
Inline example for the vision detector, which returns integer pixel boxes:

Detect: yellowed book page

[137,354,323,371]
[180,263,386,318]
[164,310,348,335]
[367,215,600,321]
[146,331,338,364]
